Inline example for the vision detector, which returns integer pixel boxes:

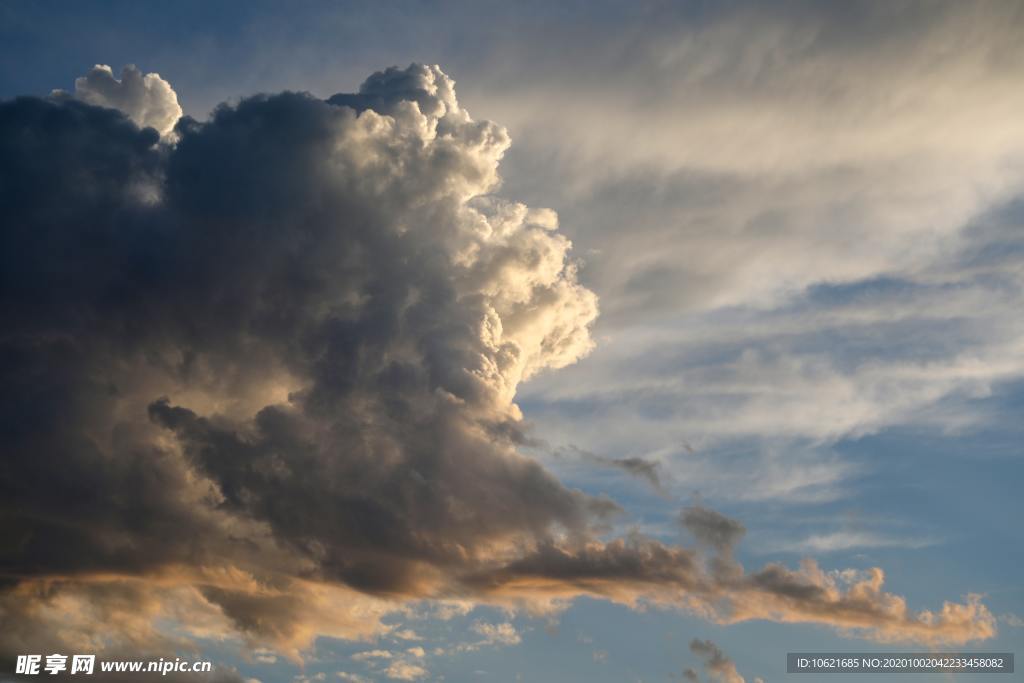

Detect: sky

[1,1,1023,682]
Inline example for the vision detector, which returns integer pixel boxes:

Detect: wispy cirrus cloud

[781,531,940,554]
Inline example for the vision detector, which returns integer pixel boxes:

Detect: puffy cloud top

[71,64,182,136]
[1,62,603,661]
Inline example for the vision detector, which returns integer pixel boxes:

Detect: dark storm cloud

[0,95,230,582]
[0,61,609,664]
[0,63,997,672]
[146,398,614,595]
[1,66,600,588]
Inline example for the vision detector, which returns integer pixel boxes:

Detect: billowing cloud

[0,62,997,676]
[67,64,182,136]
[1,60,598,665]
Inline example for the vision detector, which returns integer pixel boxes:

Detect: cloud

[551,444,667,495]
[520,218,1024,504]
[67,64,182,136]
[422,600,475,621]
[583,450,664,493]
[337,673,371,683]
[0,61,998,675]
[495,4,1024,525]
[392,628,422,641]
[1000,613,1024,628]
[0,60,600,666]
[347,645,425,682]
[446,621,524,655]
[383,660,429,681]
[462,527,996,644]
[688,639,744,683]
[351,650,393,662]
[781,531,939,554]
[337,674,371,683]
[471,622,521,646]
[476,2,1024,327]
[681,506,746,554]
